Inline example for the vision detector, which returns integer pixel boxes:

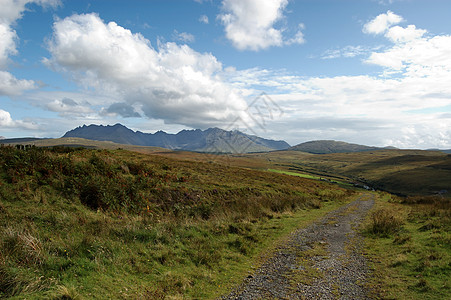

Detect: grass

[364,193,451,299]
[267,168,320,180]
[267,168,353,187]
[0,145,353,299]
[366,207,404,237]
[16,138,451,196]
[3,143,448,299]
[262,150,451,196]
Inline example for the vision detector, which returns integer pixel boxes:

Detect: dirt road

[221,194,375,299]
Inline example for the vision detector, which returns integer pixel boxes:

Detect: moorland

[0,138,449,299]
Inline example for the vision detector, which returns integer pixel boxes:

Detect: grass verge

[363,193,450,299]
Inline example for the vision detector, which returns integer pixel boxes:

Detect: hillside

[249,149,451,196]
[0,145,350,299]
[0,137,45,144]
[63,124,290,153]
[289,140,389,154]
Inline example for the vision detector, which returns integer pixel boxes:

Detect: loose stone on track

[221,194,375,299]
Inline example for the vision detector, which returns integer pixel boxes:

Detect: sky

[1,0,451,149]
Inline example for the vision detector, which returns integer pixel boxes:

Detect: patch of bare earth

[221,194,375,299]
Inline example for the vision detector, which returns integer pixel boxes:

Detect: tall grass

[367,208,404,236]
[365,194,450,299]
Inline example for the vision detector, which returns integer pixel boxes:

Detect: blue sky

[1,0,451,149]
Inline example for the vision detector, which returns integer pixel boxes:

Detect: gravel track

[221,194,375,299]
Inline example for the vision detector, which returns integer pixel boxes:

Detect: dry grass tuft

[51,284,82,300]
[1,227,45,266]
[367,208,404,236]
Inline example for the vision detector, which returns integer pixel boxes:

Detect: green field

[267,168,320,179]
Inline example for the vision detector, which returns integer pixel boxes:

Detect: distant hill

[289,140,392,154]
[63,124,290,153]
[0,137,45,144]
[427,148,451,154]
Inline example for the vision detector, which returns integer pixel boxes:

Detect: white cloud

[0,22,17,68]
[385,25,426,43]
[218,0,304,51]
[45,97,94,117]
[172,30,195,43]
[232,68,451,148]
[365,15,451,79]
[0,0,59,24]
[225,11,451,148]
[0,70,35,96]
[0,108,14,127]
[0,0,59,96]
[286,23,305,45]
[199,14,209,24]
[363,10,403,34]
[0,108,38,129]
[44,13,250,128]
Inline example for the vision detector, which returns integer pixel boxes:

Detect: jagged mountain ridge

[289,140,396,154]
[63,124,290,153]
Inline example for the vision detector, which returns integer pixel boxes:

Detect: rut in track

[221,194,375,299]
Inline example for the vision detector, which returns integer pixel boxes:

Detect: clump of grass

[1,227,45,266]
[50,284,81,300]
[0,264,48,298]
[367,208,404,236]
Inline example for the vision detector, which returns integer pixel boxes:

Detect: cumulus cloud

[0,0,59,24]
[45,97,93,117]
[385,25,427,43]
[0,108,38,129]
[0,70,35,96]
[363,10,403,34]
[218,0,304,51]
[0,108,14,127]
[364,12,451,79]
[0,22,17,68]
[44,13,249,128]
[0,0,59,96]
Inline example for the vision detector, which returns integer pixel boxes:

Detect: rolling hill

[63,124,290,153]
[289,140,393,154]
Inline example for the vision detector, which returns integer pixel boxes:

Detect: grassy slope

[156,148,451,196]
[1,137,171,154]
[249,150,451,196]
[20,136,451,196]
[364,193,450,299]
[0,145,352,299]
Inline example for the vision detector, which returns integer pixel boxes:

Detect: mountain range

[4,124,449,154]
[63,124,290,153]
